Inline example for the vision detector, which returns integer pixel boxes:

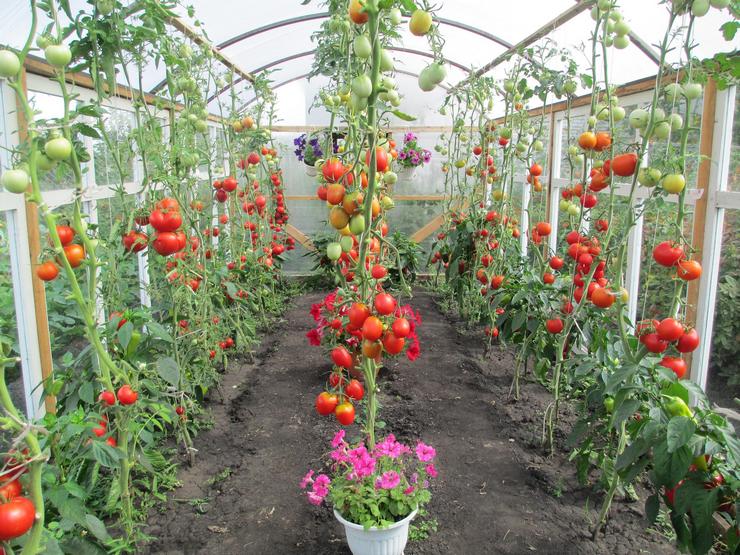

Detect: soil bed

[144,289,676,555]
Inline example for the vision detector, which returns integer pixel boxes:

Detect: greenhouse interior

[0,0,738,553]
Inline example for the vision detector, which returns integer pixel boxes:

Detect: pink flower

[425,464,438,478]
[376,470,401,490]
[307,491,324,505]
[313,474,330,497]
[374,434,411,459]
[403,486,415,495]
[415,441,436,462]
[331,429,346,448]
[348,446,376,479]
[300,470,314,489]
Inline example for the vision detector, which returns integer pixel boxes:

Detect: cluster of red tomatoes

[636,317,700,379]
[653,241,702,281]
[94,386,138,447]
[35,224,85,281]
[0,451,36,544]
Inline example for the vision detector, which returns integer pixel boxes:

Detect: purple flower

[398,151,407,160]
[415,442,436,462]
[376,470,401,490]
[408,149,417,157]
[404,132,416,143]
[411,155,420,166]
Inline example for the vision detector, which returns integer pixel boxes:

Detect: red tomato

[611,153,638,177]
[222,177,238,192]
[36,261,59,281]
[374,293,396,316]
[0,480,21,501]
[366,147,389,173]
[362,316,384,342]
[543,272,555,285]
[382,332,405,355]
[348,303,370,329]
[322,159,346,183]
[117,385,138,406]
[371,265,387,279]
[653,241,684,267]
[391,317,410,338]
[546,318,563,334]
[315,392,339,416]
[98,390,116,406]
[529,163,543,177]
[148,209,182,232]
[122,231,148,253]
[331,346,353,369]
[152,232,182,256]
[344,379,364,401]
[591,287,616,309]
[676,259,702,281]
[677,328,700,353]
[642,333,668,353]
[335,402,355,425]
[657,318,684,342]
[535,222,551,236]
[56,225,75,246]
[660,356,687,379]
[549,256,564,270]
[0,496,35,541]
[63,244,85,268]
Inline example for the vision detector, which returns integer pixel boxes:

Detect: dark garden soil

[143,289,677,555]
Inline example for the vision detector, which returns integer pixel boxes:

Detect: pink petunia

[307,491,324,506]
[425,464,438,478]
[331,429,346,448]
[376,470,401,490]
[415,442,436,462]
[403,486,415,495]
[300,470,314,489]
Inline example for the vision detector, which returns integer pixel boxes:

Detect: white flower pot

[395,166,418,182]
[334,508,417,555]
[305,164,318,177]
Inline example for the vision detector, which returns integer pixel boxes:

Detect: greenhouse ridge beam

[206,48,471,104]
[457,0,596,86]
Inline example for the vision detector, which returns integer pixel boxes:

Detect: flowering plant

[397,132,432,169]
[301,431,437,529]
[293,132,338,166]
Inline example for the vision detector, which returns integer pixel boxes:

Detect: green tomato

[603,35,614,48]
[499,127,512,139]
[37,154,56,172]
[194,120,208,133]
[340,236,353,252]
[503,80,515,93]
[45,137,72,161]
[669,113,684,131]
[603,397,614,413]
[710,0,730,7]
[349,93,368,112]
[533,140,544,152]
[691,0,710,16]
[36,35,51,50]
[380,196,395,210]
[384,171,397,185]
[349,214,366,235]
[664,83,683,103]
[613,35,630,49]
[0,50,21,78]
[44,44,72,68]
[588,115,598,127]
[97,0,114,15]
[427,63,447,85]
[389,8,402,25]
[563,80,577,95]
[638,167,662,187]
[1,169,29,194]
[559,199,570,211]
[629,108,649,129]
[567,204,581,217]
[653,121,672,140]
[611,106,626,122]
[516,142,526,153]
[567,145,579,156]
[418,66,437,92]
[352,73,373,98]
[662,173,686,194]
[379,49,394,72]
[614,21,630,36]
[683,82,702,100]
[326,242,342,261]
[598,0,612,9]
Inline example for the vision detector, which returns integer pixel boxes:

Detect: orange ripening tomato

[578,131,597,150]
[348,0,368,24]
[676,259,702,281]
[594,132,611,152]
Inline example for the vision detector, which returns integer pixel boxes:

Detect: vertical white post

[82,136,106,327]
[692,86,735,392]
[624,209,643,329]
[520,172,530,257]
[132,158,151,308]
[1,81,45,418]
[548,118,565,254]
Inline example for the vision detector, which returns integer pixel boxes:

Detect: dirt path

[144,290,675,555]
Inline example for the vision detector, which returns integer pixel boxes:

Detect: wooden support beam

[285,223,315,251]
[285,194,448,202]
[411,213,446,243]
[15,68,56,415]
[685,78,717,377]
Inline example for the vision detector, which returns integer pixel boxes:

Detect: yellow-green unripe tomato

[326,242,342,261]
[662,173,686,194]
[340,236,353,252]
[389,8,402,25]
[349,214,366,235]
[353,35,372,59]
[379,49,394,72]
[611,106,626,122]
[45,137,72,161]
[629,108,649,129]
[351,74,372,98]
[683,82,703,100]
[0,50,21,78]
[44,44,72,68]
[1,169,30,194]
[384,171,397,185]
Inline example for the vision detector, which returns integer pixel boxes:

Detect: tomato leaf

[78,381,94,405]
[645,493,660,524]
[117,321,133,351]
[91,440,122,468]
[391,110,416,122]
[75,123,101,139]
[667,416,696,453]
[84,514,111,542]
[147,321,173,342]
[156,356,180,386]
